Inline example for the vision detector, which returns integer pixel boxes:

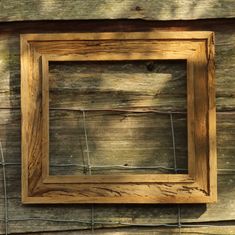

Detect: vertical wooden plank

[42,56,49,180]
[187,58,196,179]
[21,37,44,197]
[207,33,217,201]
[20,35,30,201]
[194,42,209,192]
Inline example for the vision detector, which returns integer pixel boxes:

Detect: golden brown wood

[187,57,196,179]
[208,33,217,202]
[20,35,30,201]
[43,174,194,184]
[41,56,49,180]
[21,32,216,204]
[193,42,209,192]
[0,19,231,234]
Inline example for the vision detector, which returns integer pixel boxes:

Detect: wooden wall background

[0,1,235,234]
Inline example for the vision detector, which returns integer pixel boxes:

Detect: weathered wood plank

[49,111,187,175]
[0,108,234,174]
[9,227,235,235]
[47,56,188,175]
[0,109,234,171]
[0,19,234,233]
[48,60,186,110]
[0,196,179,234]
[0,174,235,234]
[0,0,235,22]
[0,25,234,110]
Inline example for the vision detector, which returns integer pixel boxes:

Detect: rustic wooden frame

[21,32,216,204]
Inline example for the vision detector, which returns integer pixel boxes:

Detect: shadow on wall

[1,0,231,21]
[48,60,188,176]
[0,28,217,234]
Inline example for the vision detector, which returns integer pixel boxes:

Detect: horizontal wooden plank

[49,110,187,175]
[25,31,213,41]
[0,0,235,22]
[5,226,235,235]
[0,19,234,234]
[48,60,186,110]
[0,174,235,234]
[0,109,235,170]
[0,25,234,110]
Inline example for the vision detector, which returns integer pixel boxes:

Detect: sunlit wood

[21,32,216,204]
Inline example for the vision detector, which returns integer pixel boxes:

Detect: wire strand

[0,141,8,235]
[169,114,181,234]
[82,110,95,233]
[82,110,92,175]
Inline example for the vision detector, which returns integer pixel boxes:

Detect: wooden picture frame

[21,32,216,204]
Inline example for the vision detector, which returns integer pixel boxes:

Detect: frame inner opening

[48,60,188,176]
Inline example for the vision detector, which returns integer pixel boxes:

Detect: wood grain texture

[1,172,235,212]
[193,42,209,191]
[0,20,235,111]
[6,227,235,235]
[0,109,232,171]
[42,56,49,180]
[20,35,30,201]
[48,60,187,111]
[187,56,195,178]
[47,60,188,177]
[0,174,235,233]
[0,0,235,22]
[20,31,215,203]
[0,18,233,233]
[48,111,188,176]
[208,33,217,201]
